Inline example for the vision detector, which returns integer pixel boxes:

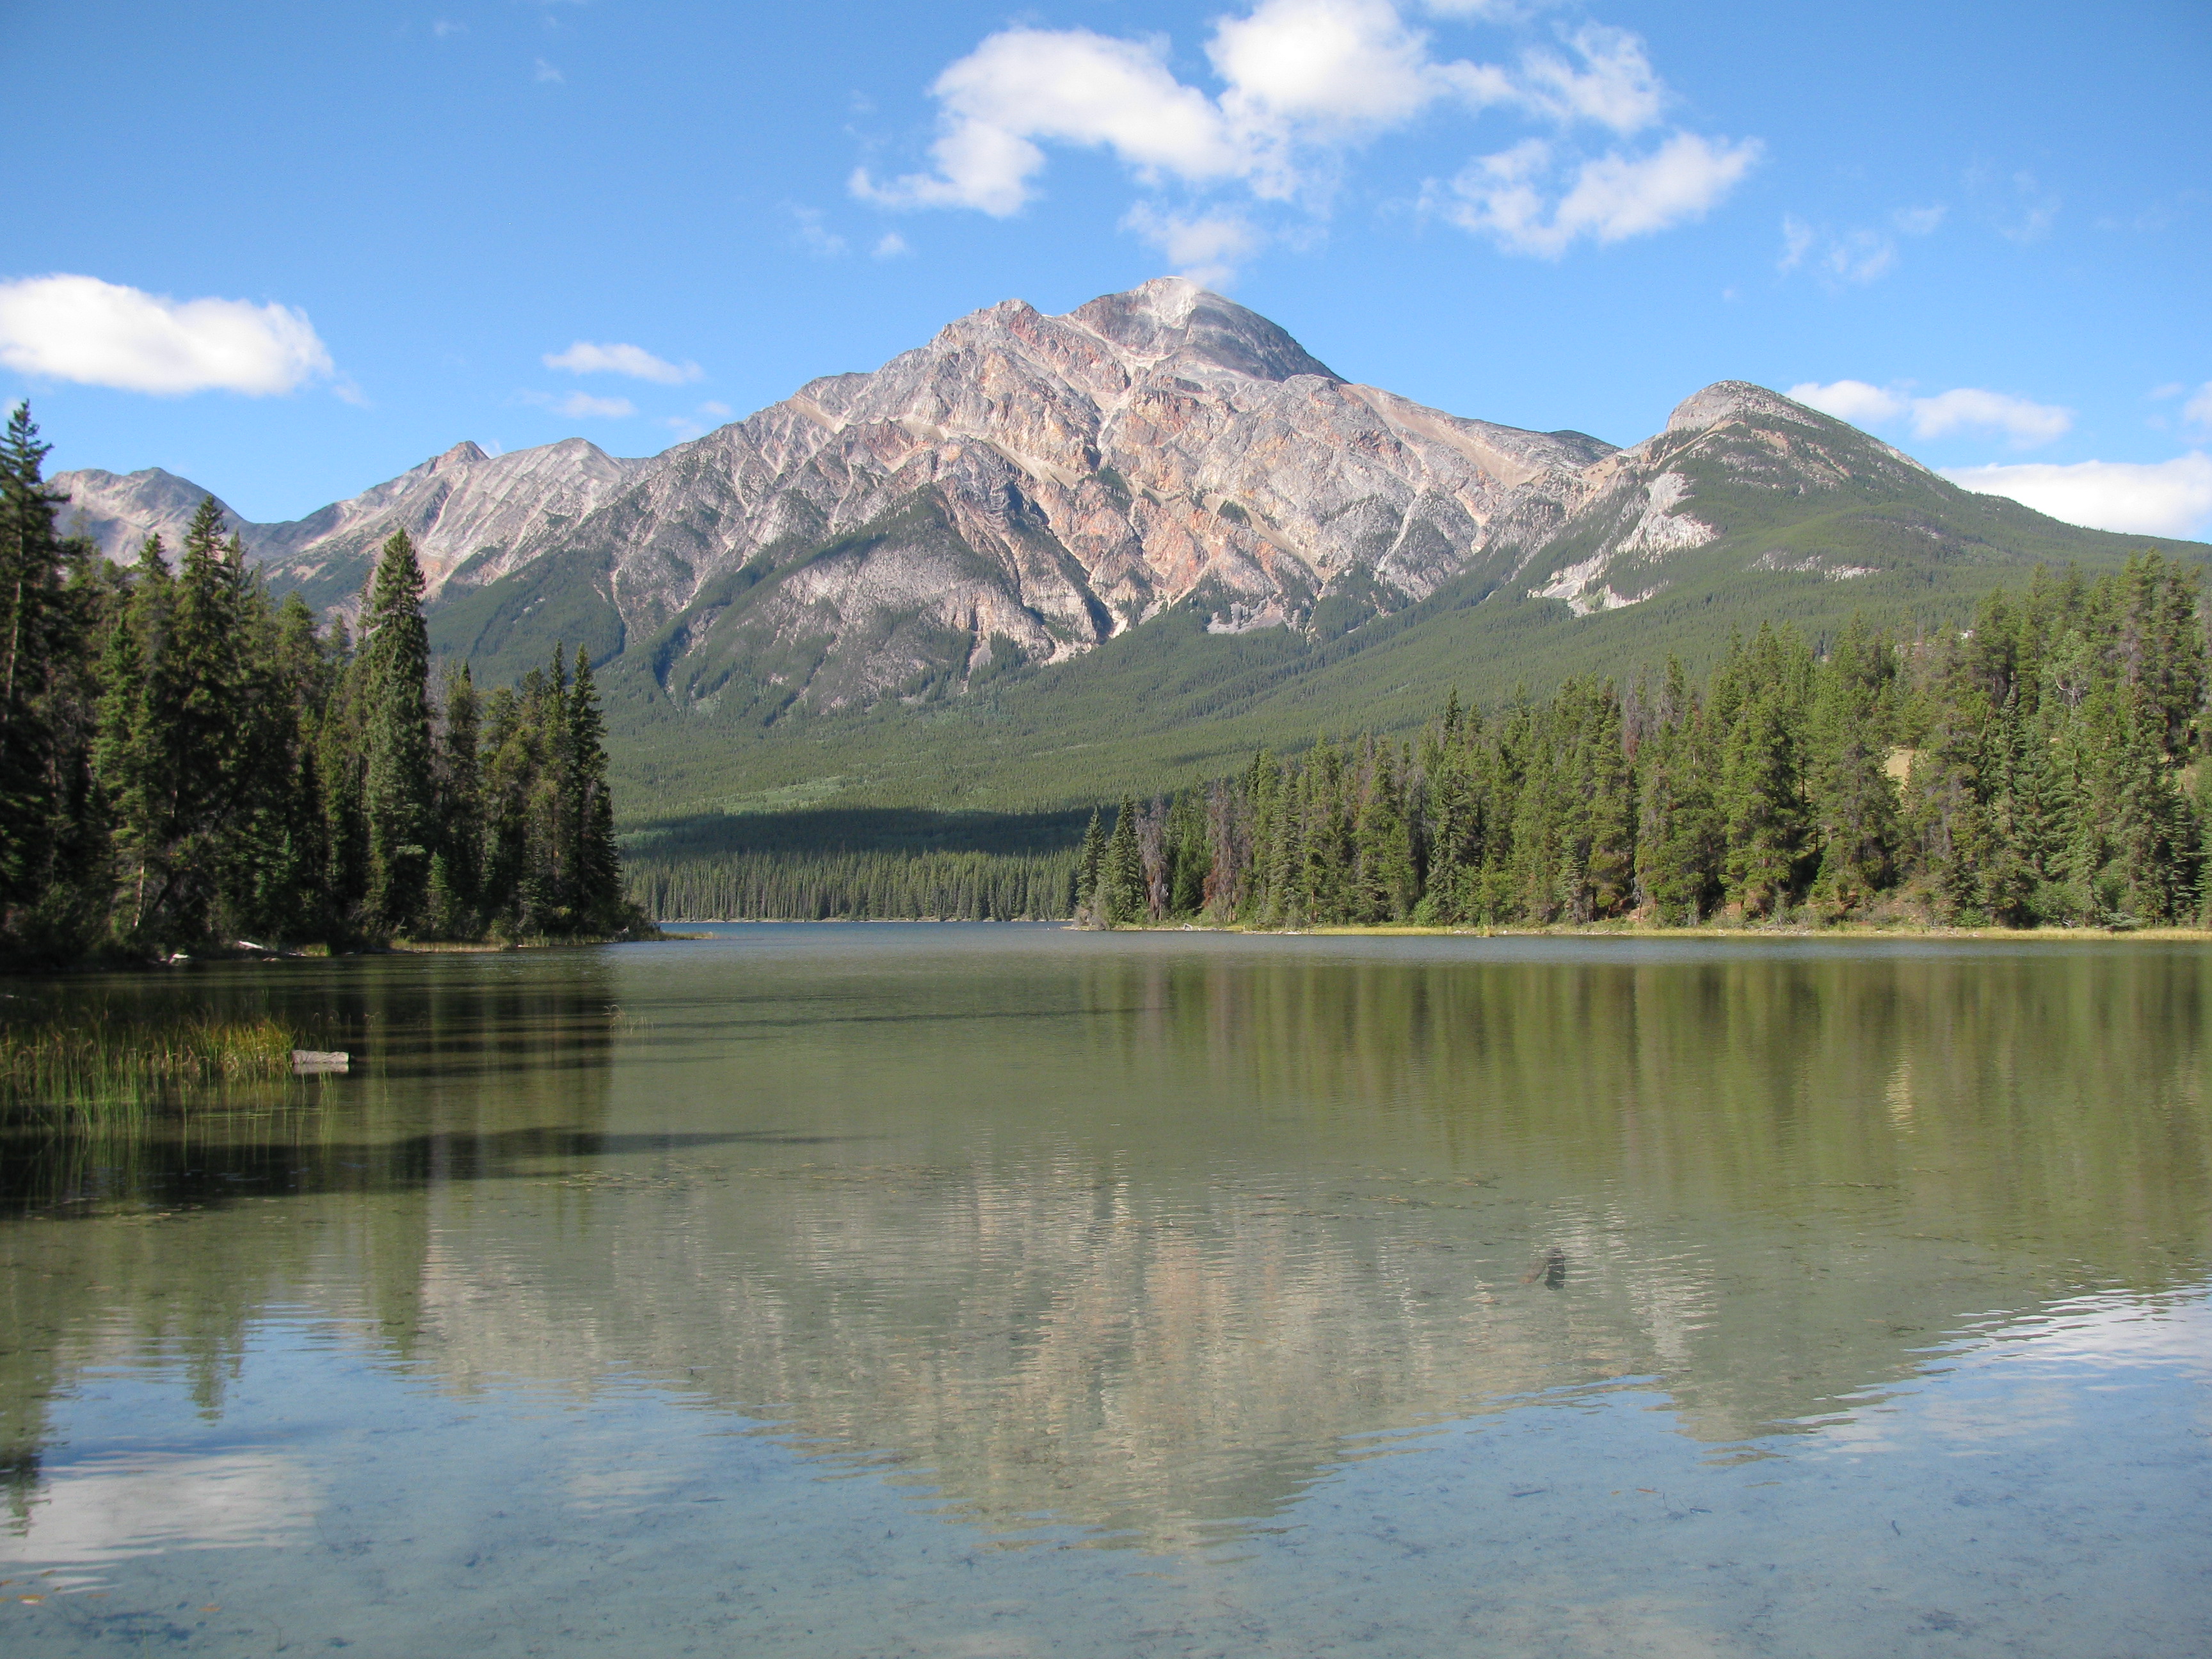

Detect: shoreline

[652,917,2212,941]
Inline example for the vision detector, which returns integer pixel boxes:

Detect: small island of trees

[0,406,641,965]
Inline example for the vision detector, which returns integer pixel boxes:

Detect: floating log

[292,1050,350,1070]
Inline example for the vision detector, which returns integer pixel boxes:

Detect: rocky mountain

[55,278,2208,816]
[55,437,648,616]
[431,276,1623,709]
[52,466,257,563]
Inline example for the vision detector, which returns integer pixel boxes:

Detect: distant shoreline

[653,917,2211,941]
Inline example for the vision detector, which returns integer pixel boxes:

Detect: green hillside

[595,505,2204,838]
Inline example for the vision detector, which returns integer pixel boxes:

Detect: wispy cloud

[1944,454,2212,538]
[789,207,847,259]
[552,391,632,419]
[0,273,333,396]
[534,58,565,85]
[1123,205,1264,287]
[1998,170,2060,243]
[2183,382,2212,433]
[1778,215,1900,285]
[870,232,911,259]
[544,341,703,385]
[519,388,636,419]
[1434,129,1758,257]
[1789,379,2073,448]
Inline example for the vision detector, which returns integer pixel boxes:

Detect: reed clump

[0,1011,300,1118]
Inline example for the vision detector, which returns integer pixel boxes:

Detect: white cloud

[1123,206,1263,287]
[852,28,1247,215]
[534,58,565,84]
[1788,380,1906,424]
[0,273,333,395]
[1210,0,1470,137]
[1909,387,2071,446]
[2183,382,2212,432]
[871,232,911,259]
[543,341,701,384]
[1893,203,1946,236]
[789,206,847,258]
[853,1,1734,238]
[1512,24,1662,133]
[1434,129,1759,256]
[1787,380,2071,447]
[1943,454,2212,539]
[547,391,634,419]
[697,400,733,419]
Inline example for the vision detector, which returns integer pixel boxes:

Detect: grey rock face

[51,468,255,562]
[490,276,1624,712]
[56,438,649,616]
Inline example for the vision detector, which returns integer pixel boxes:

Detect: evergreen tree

[1102,796,1142,925]
[429,662,484,938]
[1073,807,1106,918]
[1806,618,1900,917]
[0,404,68,920]
[567,646,622,931]
[359,530,436,933]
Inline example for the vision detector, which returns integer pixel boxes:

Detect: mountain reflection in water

[3,931,2208,1557]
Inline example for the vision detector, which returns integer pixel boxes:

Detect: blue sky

[8,1,2210,536]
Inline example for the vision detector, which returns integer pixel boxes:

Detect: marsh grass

[0,1009,301,1121]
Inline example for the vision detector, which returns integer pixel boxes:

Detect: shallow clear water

[2,927,2208,1656]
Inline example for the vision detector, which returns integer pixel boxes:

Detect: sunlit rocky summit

[57,277,2195,741]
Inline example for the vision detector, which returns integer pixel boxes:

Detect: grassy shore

[0,1009,301,1119]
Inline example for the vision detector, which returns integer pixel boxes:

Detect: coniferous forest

[0,408,641,964]
[1069,554,2211,931]
[625,550,2211,931]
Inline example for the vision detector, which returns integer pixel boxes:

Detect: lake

[3,927,2208,1656]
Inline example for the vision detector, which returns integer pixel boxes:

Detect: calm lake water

[2,927,2208,1656]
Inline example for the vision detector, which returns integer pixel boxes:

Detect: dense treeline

[0,407,638,962]
[1076,555,2212,930]
[630,848,1078,921]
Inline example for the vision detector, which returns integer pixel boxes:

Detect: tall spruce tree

[1073,807,1106,918]
[566,646,622,931]
[1103,796,1142,925]
[359,529,436,933]
[428,662,483,938]
[0,404,107,951]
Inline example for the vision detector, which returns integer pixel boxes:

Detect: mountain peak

[1062,279,1340,385]
[433,440,489,470]
[1665,381,1820,435]
[1121,275,1207,325]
